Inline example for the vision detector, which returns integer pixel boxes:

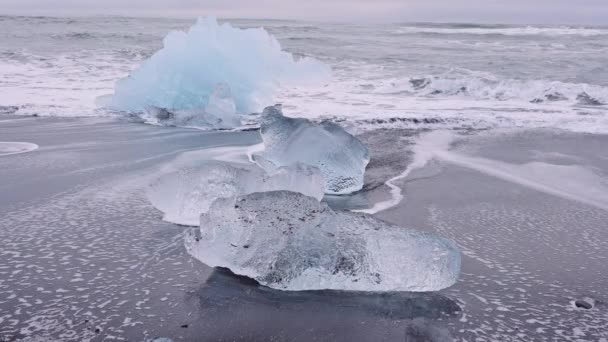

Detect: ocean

[1,15,607,132]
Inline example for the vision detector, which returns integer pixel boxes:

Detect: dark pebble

[575,299,593,309]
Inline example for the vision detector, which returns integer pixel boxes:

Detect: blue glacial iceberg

[185,191,461,291]
[253,105,370,195]
[101,17,330,119]
[147,161,324,226]
[142,83,242,129]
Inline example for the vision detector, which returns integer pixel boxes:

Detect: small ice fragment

[254,105,370,195]
[186,191,461,291]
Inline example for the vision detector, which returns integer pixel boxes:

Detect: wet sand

[368,129,608,341]
[1,117,607,341]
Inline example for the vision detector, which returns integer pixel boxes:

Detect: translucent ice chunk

[101,17,330,114]
[256,162,325,199]
[205,83,239,125]
[142,83,241,129]
[254,105,370,195]
[186,191,461,291]
[148,161,324,226]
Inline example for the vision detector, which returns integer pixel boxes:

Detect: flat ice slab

[148,160,324,226]
[186,191,461,292]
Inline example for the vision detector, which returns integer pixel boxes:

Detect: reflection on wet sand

[187,268,460,341]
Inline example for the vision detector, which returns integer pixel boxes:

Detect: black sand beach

[1,117,607,341]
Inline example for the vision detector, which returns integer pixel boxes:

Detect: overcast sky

[2,0,608,25]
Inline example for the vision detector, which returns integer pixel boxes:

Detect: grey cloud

[1,0,607,24]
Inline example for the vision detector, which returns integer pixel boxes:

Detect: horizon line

[1,12,607,28]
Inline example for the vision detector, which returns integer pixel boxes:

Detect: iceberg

[147,161,324,226]
[100,17,330,115]
[186,191,461,292]
[204,83,239,124]
[254,105,370,195]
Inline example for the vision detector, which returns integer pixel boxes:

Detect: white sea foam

[395,26,608,37]
[390,72,608,105]
[359,130,608,214]
[0,141,39,156]
[246,142,265,163]
[434,151,608,211]
[0,50,133,117]
[357,131,456,214]
[278,69,608,134]
[1,17,607,135]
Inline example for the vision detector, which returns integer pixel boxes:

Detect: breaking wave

[384,71,608,106]
[394,25,608,37]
